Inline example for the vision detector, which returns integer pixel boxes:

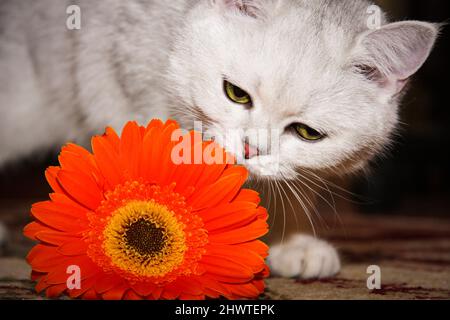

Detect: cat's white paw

[268,234,340,279]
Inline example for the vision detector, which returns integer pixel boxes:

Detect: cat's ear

[353,21,440,93]
[210,0,271,19]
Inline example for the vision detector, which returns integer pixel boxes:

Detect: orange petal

[171,163,205,196]
[131,282,157,297]
[91,135,124,188]
[119,121,142,180]
[145,119,164,133]
[200,256,254,283]
[189,167,248,211]
[46,283,67,298]
[155,139,180,186]
[168,132,205,191]
[148,286,163,300]
[209,220,268,244]
[199,201,257,223]
[82,288,100,300]
[32,199,89,220]
[202,288,221,299]
[45,166,63,194]
[35,230,81,246]
[31,270,45,281]
[203,207,259,232]
[256,206,268,220]
[45,256,100,284]
[23,222,50,241]
[236,240,269,258]
[252,278,266,292]
[167,277,204,296]
[197,275,231,297]
[193,161,227,190]
[67,276,98,298]
[164,119,180,127]
[123,290,143,300]
[179,294,205,300]
[59,144,99,181]
[161,286,180,300]
[31,254,75,273]
[233,189,260,204]
[57,239,88,256]
[57,170,103,210]
[205,244,265,273]
[145,122,179,185]
[141,126,161,183]
[49,193,92,216]
[27,244,57,265]
[102,284,128,300]
[94,274,123,293]
[104,126,121,153]
[222,282,261,298]
[35,276,51,293]
[208,218,268,244]
[31,202,88,233]
[44,267,73,285]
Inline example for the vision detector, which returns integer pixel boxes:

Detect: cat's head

[167,0,439,180]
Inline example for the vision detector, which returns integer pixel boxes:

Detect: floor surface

[1,199,449,300]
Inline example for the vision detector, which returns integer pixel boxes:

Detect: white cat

[0,0,439,279]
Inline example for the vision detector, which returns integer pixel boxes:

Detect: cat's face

[167,0,437,180]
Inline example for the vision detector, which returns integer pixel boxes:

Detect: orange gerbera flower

[24,119,269,300]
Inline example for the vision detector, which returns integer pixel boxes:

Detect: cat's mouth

[202,132,260,160]
[244,141,260,160]
[198,126,281,178]
[241,142,282,179]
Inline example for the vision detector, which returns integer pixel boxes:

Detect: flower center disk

[103,200,186,278]
[124,219,166,256]
[86,181,208,284]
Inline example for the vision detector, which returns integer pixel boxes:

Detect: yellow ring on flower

[103,200,187,278]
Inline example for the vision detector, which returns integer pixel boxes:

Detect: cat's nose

[244,142,259,160]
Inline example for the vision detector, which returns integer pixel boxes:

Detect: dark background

[0,0,449,217]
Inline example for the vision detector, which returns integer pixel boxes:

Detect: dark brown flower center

[124,219,166,256]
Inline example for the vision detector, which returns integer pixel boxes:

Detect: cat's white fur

[0,0,438,279]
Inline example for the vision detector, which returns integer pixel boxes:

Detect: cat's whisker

[300,170,337,209]
[298,170,347,199]
[282,177,317,237]
[295,169,348,231]
[291,177,330,230]
[265,177,272,215]
[274,179,287,245]
[298,168,362,202]
[277,167,318,235]
[286,178,321,234]
[297,170,348,227]
[293,173,338,220]
[278,177,301,234]
[268,179,278,231]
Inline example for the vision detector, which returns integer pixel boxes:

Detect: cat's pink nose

[244,142,259,160]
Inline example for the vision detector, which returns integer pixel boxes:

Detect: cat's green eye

[224,80,252,105]
[294,123,325,141]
